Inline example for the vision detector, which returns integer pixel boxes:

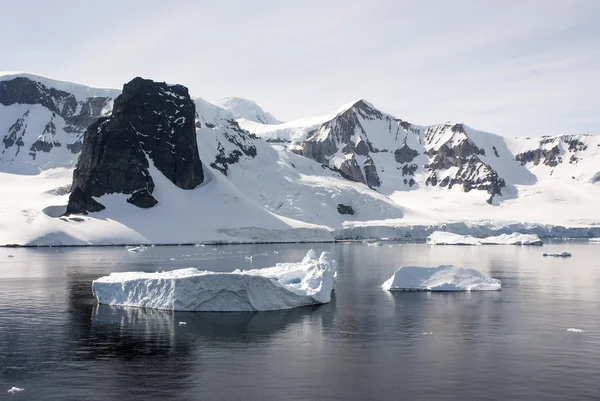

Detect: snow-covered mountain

[0,73,118,173]
[0,73,599,246]
[214,97,282,125]
[239,99,600,206]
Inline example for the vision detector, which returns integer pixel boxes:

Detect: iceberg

[542,252,572,257]
[589,238,600,243]
[427,231,543,245]
[92,250,336,312]
[382,265,501,291]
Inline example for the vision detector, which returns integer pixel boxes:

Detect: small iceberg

[427,231,543,246]
[589,238,600,243]
[7,387,24,394]
[92,250,336,312]
[126,245,147,252]
[382,265,501,291]
[566,328,584,333]
[542,252,572,258]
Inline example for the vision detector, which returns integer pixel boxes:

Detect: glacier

[427,231,543,245]
[382,265,501,292]
[92,250,336,312]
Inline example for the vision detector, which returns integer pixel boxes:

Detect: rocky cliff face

[0,74,116,168]
[291,100,387,188]
[66,77,204,214]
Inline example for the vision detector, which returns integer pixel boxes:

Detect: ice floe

[7,387,24,394]
[92,250,336,311]
[566,328,584,333]
[427,231,543,246]
[382,265,501,291]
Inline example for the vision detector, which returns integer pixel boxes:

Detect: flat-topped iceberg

[427,231,543,246]
[92,250,336,312]
[590,238,600,243]
[382,265,501,291]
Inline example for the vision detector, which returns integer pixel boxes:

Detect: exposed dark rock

[355,140,369,156]
[338,156,365,185]
[363,156,381,188]
[515,146,560,167]
[591,172,600,184]
[66,77,203,214]
[394,143,419,164]
[209,123,257,176]
[66,187,105,214]
[292,100,394,188]
[127,188,158,208]
[337,204,355,215]
[408,178,415,187]
[492,146,499,157]
[439,176,450,187]
[401,163,418,176]
[0,77,113,162]
[426,172,438,186]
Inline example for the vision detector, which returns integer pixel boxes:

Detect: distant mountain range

[0,72,598,246]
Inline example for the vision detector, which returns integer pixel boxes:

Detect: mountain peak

[214,96,282,125]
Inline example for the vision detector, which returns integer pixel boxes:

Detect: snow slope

[92,250,336,311]
[214,97,282,124]
[0,158,333,246]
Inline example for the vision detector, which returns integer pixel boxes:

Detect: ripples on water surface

[1,242,599,400]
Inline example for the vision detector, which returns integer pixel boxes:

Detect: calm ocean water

[1,241,599,400]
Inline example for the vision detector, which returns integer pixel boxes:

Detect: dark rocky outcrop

[65,77,203,214]
[337,204,355,215]
[363,156,381,188]
[394,143,419,164]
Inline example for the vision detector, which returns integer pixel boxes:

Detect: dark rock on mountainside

[0,77,113,161]
[65,77,203,214]
[337,204,355,215]
[394,143,419,164]
[292,100,386,188]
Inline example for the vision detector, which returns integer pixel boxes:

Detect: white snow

[427,231,543,245]
[214,97,282,124]
[1,75,599,246]
[542,252,572,257]
[382,265,501,291]
[92,250,336,311]
[7,387,24,394]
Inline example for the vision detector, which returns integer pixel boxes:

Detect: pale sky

[1,0,599,136]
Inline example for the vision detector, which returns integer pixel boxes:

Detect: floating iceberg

[566,328,584,333]
[589,238,600,243]
[7,387,24,394]
[427,231,543,246]
[126,245,147,252]
[382,265,501,291]
[542,252,572,258]
[92,250,336,312]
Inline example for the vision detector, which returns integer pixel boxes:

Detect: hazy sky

[2,0,599,136]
